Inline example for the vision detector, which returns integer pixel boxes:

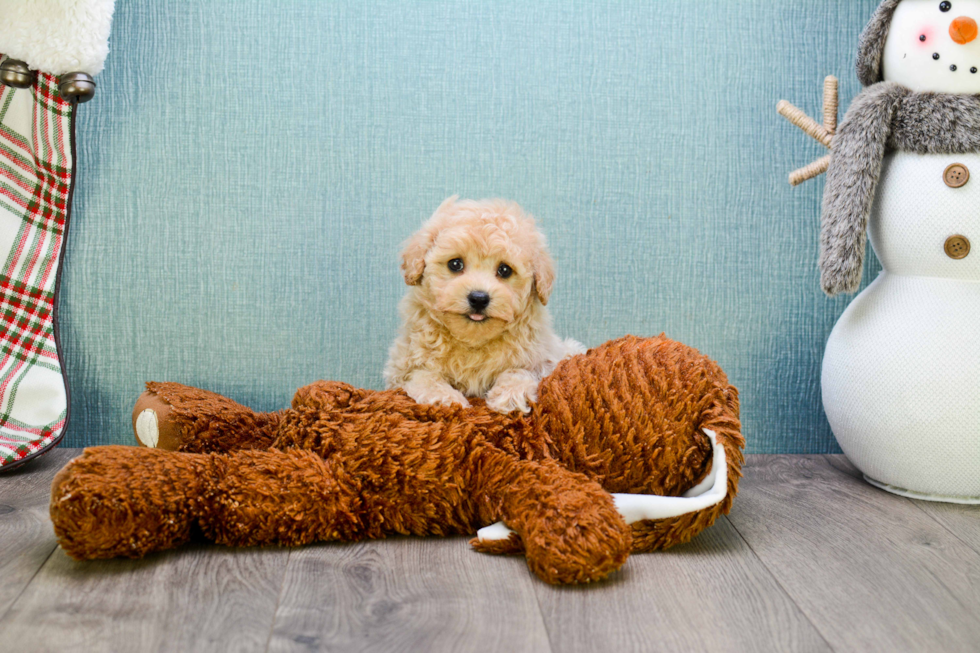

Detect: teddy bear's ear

[401,196,459,286]
[533,249,555,306]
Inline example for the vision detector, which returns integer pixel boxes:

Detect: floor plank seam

[905,499,980,557]
[528,569,557,653]
[0,541,59,625]
[262,549,292,653]
[824,454,980,559]
[893,500,980,621]
[721,514,838,653]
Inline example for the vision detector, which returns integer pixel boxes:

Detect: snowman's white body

[819,0,980,502]
[822,152,980,502]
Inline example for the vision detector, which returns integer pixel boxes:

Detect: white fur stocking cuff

[0,0,115,76]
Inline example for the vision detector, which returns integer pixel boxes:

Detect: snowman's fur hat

[856,0,903,86]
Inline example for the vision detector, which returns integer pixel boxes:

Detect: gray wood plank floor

[0,451,976,653]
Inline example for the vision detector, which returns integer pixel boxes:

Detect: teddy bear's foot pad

[135,408,158,447]
[132,391,183,451]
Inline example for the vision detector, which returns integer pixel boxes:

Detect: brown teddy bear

[49,335,743,585]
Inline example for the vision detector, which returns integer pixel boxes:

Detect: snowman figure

[782,0,980,502]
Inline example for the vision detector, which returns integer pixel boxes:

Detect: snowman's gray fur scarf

[820,84,980,295]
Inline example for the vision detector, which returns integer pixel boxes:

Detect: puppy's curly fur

[384,196,584,414]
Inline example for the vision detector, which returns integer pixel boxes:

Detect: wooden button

[944,163,970,188]
[945,235,971,259]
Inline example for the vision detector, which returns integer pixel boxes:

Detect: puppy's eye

[448,258,464,273]
[497,263,513,279]
[941,1,952,11]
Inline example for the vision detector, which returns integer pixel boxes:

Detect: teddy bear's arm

[467,448,631,584]
[475,424,743,561]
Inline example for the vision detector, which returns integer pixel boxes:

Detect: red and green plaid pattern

[0,64,74,467]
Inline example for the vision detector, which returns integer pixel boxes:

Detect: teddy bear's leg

[51,446,209,559]
[468,450,633,584]
[51,445,363,559]
[198,448,362,547]
[132,382,282,453]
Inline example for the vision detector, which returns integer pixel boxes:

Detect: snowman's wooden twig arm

[823,75,838,133]
[778,75,839,186]
[777,101,833,148]
[790,154,831,186]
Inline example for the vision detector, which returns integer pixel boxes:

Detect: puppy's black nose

[467,291,491,311]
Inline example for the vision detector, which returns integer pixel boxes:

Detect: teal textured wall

[63,0,883,452]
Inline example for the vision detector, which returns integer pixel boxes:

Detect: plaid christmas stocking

[0,68,75,469]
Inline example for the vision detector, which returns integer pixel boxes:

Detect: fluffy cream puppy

[384,196,585,414]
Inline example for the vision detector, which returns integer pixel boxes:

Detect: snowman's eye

[941,1,952,12]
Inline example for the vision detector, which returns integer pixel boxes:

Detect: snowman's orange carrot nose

[950,16,978,44]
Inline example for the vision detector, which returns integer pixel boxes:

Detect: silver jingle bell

[58,72,96,104]
[0,59,35,89]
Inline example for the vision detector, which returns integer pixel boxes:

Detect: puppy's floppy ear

[533,249,556,306]
[401,195,459,286]
[401,229,434,286]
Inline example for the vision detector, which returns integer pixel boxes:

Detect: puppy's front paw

[486,370,539,414]
[408,384,471,409]
[431,388,471,409]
